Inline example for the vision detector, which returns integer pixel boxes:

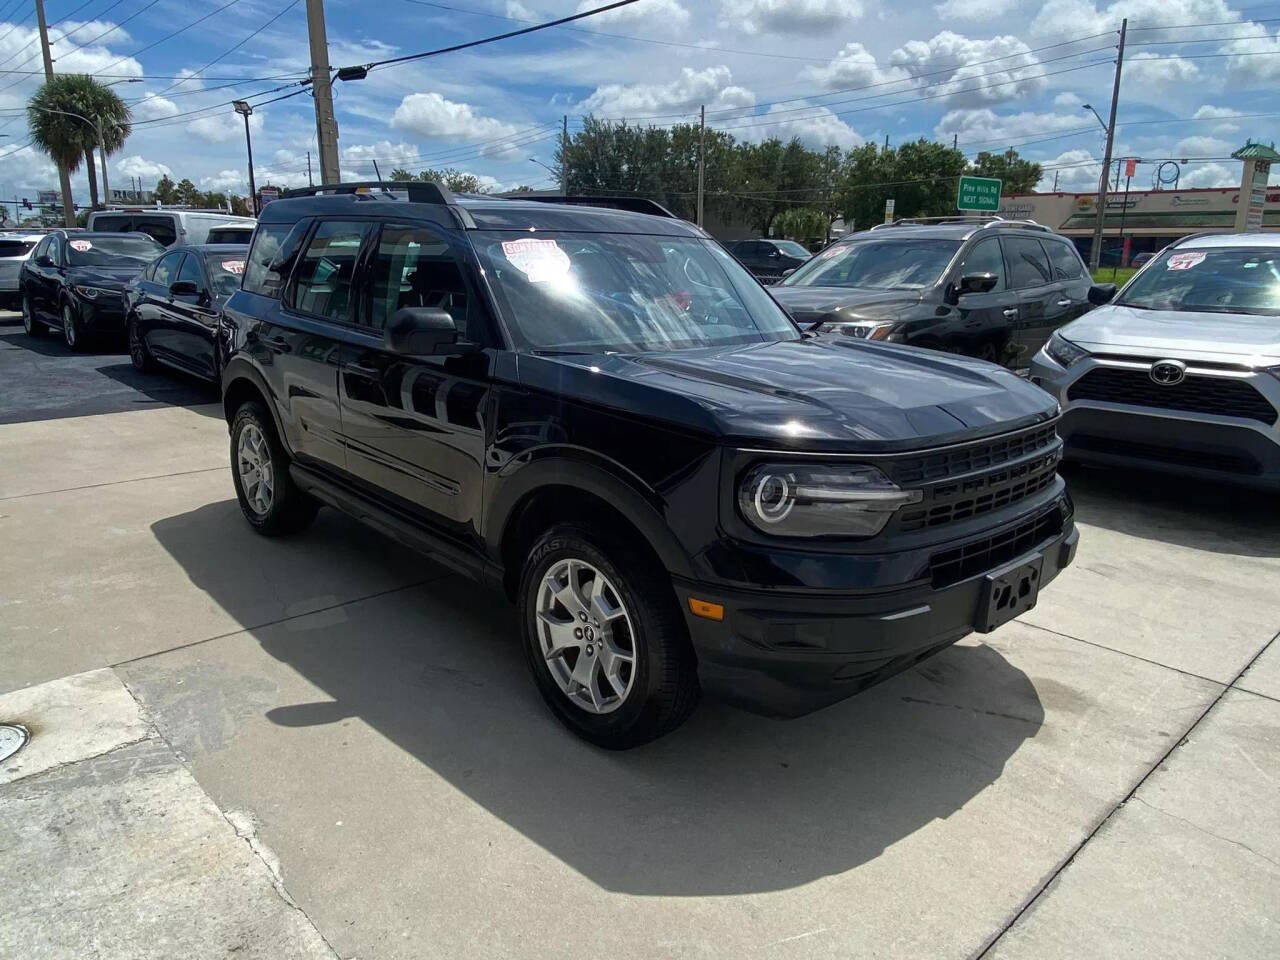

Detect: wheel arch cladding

[221,365,291,457]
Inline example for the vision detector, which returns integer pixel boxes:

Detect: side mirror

[169,280,199,298]
[948,272,999,304]
[781,267,798,279]
[1088,283,1117,305]
[386,307,473,356]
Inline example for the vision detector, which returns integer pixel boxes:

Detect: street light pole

[233,101,257,215]
[34,0,76,226]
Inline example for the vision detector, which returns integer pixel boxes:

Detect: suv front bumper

[674,498,1077,718]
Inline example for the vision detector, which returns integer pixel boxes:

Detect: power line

[150,0,300,100]
[348,0,643,73]
[1127,16,1280,30]
[92,0,242,77]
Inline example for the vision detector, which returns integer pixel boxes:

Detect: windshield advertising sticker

[1166,252,1206,271]
[69,239,92,252]
[502,238,571,283]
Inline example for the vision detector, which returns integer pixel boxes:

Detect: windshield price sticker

[221,260,246,275]
[1167,252,1206,271]
[69,239,93,252]
[502,238,571,283]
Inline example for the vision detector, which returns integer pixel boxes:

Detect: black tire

[518,523,699,749]
[127,313,156,372]
[229,401,320,536]
[21,294,42,337]
[61,299,85,352]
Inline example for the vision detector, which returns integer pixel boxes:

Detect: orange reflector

[688,598,725,621]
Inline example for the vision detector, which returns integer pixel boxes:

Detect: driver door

[338,222,495,540]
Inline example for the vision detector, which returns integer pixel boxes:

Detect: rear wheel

[518,523,699,749]
[21,294,41,337]
[230,401,319,536]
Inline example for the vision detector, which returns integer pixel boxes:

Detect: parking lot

[1,313,1277,959]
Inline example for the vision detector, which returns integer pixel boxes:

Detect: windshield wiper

[529,349,596,356]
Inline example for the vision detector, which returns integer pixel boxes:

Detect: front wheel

[21,294,41,337]
[230,401,319,536]
[127,313,156,372]
[61,300,85,352]
[518,524,699,749]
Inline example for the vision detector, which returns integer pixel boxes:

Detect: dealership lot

[1,318,1277,959]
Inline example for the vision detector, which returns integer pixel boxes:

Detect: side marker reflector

[688,598,725,621]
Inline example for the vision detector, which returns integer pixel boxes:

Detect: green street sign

[957,175,1002,212]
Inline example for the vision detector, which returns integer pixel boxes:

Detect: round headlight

[738,462,922,538]
[752,472,795,524]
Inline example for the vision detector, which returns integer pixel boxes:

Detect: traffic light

[22,198,31,210]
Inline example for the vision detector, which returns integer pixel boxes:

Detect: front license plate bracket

[977,555,1044,633]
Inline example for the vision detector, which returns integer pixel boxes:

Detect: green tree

[388,166,492,193]
[838,139,969,230]
[772,207,828,244]
[175,178,201,206]
[507,184,535,193]
[154,175,178,204]
[27,74,131,210]
[971,148,1043,194]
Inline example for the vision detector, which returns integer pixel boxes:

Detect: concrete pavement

[1,319,1277,958]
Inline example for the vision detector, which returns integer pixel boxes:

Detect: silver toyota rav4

[1030,233,1280,490]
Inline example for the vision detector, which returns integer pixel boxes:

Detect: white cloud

[1123,53,1201,87]
[739,102,861,148]
[1038,148,1102,191]
[1179,162,1237,188]
[200,170,248,193]
[1173,135,1233,157]
[340,140,426,175]
[719,0,866,36]
[506,1,537,17]
[113,155,172,182]
[187,111,264,144]
[1221,32,1280,84]
[577,66,755,117]
[889,32,1046,107]
[132,94,180,120]
[1192,104,1243,135]
[1053,91,1084,110]
[934,0,1016,18]
[802,42,912,91]
[390,93,521,157]
[935,106,1089,146]
[577,0,690,30]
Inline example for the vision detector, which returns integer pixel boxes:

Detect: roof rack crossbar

[280,180,455,205]
[517,195,678,219]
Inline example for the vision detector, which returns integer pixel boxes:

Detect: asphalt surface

[1,313,1277,960]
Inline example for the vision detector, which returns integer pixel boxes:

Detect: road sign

[1125,157,1137,178]
[883,198,895,223]
[957,175,1002,212]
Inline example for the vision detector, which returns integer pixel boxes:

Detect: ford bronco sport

[219,183,1078,749]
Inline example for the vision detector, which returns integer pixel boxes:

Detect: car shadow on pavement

[150,500,1045,897]
[1063,463,1280,557]
[95,362,222,417]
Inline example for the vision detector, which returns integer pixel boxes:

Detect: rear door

[168,252,220,378]
[1003,234,1062,365]
[139,250,185,359]
[25,237,53,318]
[338,221,493,540]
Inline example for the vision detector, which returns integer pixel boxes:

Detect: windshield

[781,238,961,289]
[774,240,811,259]
[205,251,247,297]
[67,235,163,267]
[471,231,799,353]
[1117,247,1280,316]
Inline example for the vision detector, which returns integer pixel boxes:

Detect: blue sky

[3,0,1280,207]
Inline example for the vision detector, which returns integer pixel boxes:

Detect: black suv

[770,218,1115,366]
[220,184,1077,748]
[729,237,811,284]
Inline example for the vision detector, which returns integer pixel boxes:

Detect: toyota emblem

[1149,359,1186,386]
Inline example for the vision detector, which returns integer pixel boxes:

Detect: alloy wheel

[62,303,77,348]
[535,558,637,714]
[236,423,274,516]
[128,318,146,369]
[21,296,34,334]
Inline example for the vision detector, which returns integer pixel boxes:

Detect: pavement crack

[1130,796,1280,870]
[0,466,226,502]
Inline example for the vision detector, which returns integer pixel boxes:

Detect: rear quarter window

[131,215,178,247]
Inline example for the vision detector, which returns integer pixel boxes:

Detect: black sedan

[20,230,164,350]
[124,244,248,382]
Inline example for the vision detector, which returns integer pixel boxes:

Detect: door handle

[346,364,381,378]
[1002,308,1019,318]
[1056,299,1073,307]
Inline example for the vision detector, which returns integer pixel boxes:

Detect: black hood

[66,264,143,289]
[518,337,1056,452]
[770,284,922,324]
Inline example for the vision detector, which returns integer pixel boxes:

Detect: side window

[1046,238,1086,280]
[243,222,295,298]
[131,215,178,247]
[48,235,62,264]
[367,225,472,335]
[91,214,132,232]
[153,251,183,286]
[1004,236,1053,289]
[956,238,1006,291]
[33,237,49,261]
[291,220,373,324]
[176,253,203,289]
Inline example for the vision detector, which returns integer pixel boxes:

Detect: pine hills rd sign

[958,176,1002,212]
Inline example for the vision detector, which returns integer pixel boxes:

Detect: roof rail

[518,195,678,219]
[979,218,1052,233]
[280,180,455,205]
[870,215,1003,230]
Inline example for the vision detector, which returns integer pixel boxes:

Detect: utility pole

[35,0,76,227]
[952,133,958,150]
[696,104,705,228]
[307,151,313,187]
[306,0,340,184]
[97,119,110,207]
[1089,17,1126,271]
[1052,170,1059,191]
[560,115,568,195]
[234,101,257,216]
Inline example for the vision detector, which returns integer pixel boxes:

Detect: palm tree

[28,74,132,210]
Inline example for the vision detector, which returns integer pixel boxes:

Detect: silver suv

[1030,233,1280,490]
